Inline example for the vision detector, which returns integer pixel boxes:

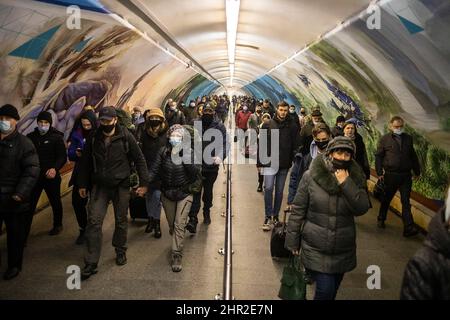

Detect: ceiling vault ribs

[117,0,223,86]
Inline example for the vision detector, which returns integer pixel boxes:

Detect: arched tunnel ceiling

[104,0,372,86]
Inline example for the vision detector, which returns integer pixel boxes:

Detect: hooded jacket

[285,154,370,274]
[27,126,67,177]
[400,206,450,300]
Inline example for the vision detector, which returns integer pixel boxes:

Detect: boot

[203,211,211,225]
[153,219,162,239]
[257,182,263,192]
[75,229,86,245]
[145,217,155,234]
[49,225,63,236]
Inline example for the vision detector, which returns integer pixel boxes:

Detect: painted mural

[245,0,450,202]
[0,0,202,140]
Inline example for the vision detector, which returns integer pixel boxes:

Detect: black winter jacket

[0,130,40,213]
[375,132,420,176]
[353,133,370,179]
[148,146,201,200]
[259,116,298,169]
[27,127,67,176]
[400,206,450,300]
[285,154,370,274]
[77,125,149,189]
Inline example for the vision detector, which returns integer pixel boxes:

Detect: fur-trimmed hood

[309,154,367,195]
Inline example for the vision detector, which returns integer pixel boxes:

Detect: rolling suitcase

[129,192,148,221]
[270,209,291,258]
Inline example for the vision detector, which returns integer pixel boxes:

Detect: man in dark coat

[77,106,149,280]
[186,104,228,233]
[27,111,67,236]
[0,104,40,280]
[375,116,421,236]
[400,199,450,300]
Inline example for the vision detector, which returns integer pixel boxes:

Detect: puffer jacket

[148,146,201,200]
[285,154,370,274]
[27,126,67,177]
[0,130,40,213]
[77,125,149,189]
[400,206,450,300]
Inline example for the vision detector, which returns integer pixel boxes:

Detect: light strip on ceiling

[109,13,221,86]
[226,0,240,87]
[244,0,382,86]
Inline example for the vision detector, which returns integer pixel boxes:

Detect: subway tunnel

[0,0,449,301]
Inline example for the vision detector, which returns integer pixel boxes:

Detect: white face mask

[393,128,404,135]
[38,124,50,134]
[0,120,12,133]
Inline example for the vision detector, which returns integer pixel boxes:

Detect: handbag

[278,255,307,300]
[373,178,386,201]
[270,209,291,258]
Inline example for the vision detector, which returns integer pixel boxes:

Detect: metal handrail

[222,107,233,300]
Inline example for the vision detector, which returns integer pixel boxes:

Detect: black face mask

[202,114,214,127]
[315,140,329,150]
[332,158,351,170]
[101,123,115,134]
[147,119,162,128]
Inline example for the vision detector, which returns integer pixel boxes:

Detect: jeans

[145,187,162,220]
[84,185,130,265]
[307,269,344,300]
[264,168,288,218]
[26,175,63,238]
[378,172,414,227]
[161,195,193,256]
[72,185,88,231]
[189,170,219,224]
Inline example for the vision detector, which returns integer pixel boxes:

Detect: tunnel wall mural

[0,0,208,142]
[244,0,450,203]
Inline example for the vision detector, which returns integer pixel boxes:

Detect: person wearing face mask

[166,101,186,127]
[0,104,40,280]
[297,108,329,156]
[183,100,198,125]
[298,107,307,129]
[132,106,144,127]
[288,104,300,131]
[342,121,370,180]
[26,111,67,237]
[67,110,97,245]
[287,123,331,212]
[331,115,346,137]
[375,116,420,236]
[186,104,228,233]
[148,125,201,272]
[285,136,370,300]
[400,181,450,300]
[138,108,169,238]
[76,106,149,280]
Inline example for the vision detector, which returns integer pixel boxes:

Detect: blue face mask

[0,120,11,133]
[38,124,50,134]
[169,136,182,147]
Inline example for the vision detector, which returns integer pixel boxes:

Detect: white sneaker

[262,218,271,231]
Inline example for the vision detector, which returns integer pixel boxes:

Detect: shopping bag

[278,255,306,300]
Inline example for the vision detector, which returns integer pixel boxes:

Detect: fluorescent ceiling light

[226,0,240,87]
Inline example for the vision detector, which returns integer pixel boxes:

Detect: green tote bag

[278,255,307,300]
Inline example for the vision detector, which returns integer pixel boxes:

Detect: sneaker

[171,254,182,272]
[272,216,279,224]
[75,229,86,245]
[257,184,263,192]
[48,226,63,236]
[377,220,386,229]
[116,252,127,266]
[81,264,97,281]
[186,220,197,234]
[403,225,419,237]
[262,218,271,231]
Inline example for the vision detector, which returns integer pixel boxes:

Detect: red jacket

[235,110,252,130]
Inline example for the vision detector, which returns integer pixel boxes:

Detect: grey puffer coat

[285,154,370,274]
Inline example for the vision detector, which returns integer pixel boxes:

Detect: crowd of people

[0,94,448,300]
